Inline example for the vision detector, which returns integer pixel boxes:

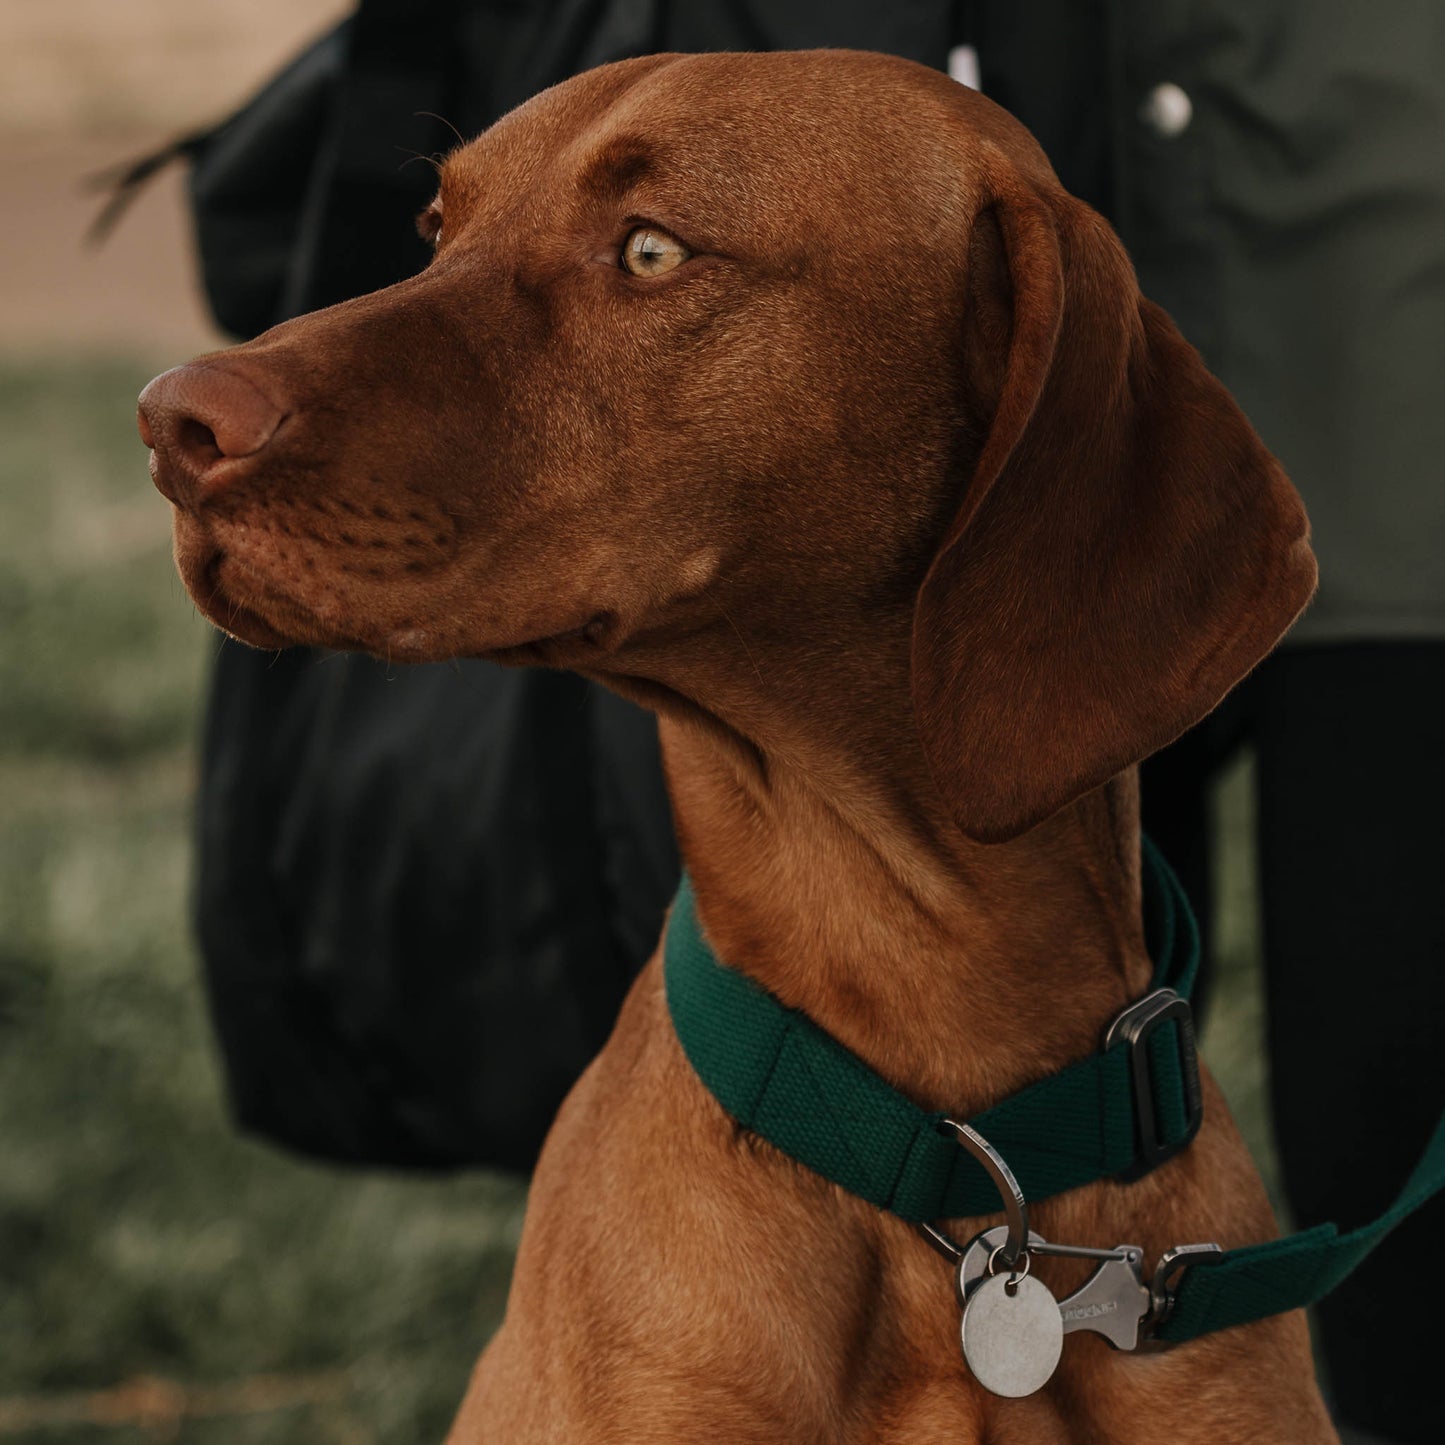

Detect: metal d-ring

[916,1119,1031,1270]
[942,1119,1030,1267]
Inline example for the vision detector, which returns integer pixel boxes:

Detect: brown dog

[140,50,1337,1443]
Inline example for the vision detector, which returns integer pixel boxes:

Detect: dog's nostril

[138,362,287,479]
[178,415,223,461]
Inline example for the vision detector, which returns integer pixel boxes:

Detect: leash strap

[665,839,1199,1222]
[1161,1113,1445,1341]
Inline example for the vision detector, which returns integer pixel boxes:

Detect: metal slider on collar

[1104,985,1204,1179]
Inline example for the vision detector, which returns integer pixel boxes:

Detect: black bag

[198,648,676,1169]
[184,0,1116,1173]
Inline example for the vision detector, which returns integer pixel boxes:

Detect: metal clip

[1146,1242,1225,1333]
[913,1120,1226,1387]
[958,1225,1152,1351]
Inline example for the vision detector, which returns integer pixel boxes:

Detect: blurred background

[0,4,1277,1442]
[0,5,527,1442]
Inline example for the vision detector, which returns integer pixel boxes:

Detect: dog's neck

[612,622,1157,1120]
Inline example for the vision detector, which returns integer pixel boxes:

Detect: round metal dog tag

[960,1274,1064,1398]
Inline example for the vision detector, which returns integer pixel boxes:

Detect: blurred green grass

[0,356,1277,1441]
[0,358,524,1445]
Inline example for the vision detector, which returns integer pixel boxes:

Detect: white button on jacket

[1141,81,1193,137]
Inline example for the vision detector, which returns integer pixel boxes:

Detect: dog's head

[140,50,1314,841]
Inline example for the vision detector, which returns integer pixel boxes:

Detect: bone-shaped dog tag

[960,1273,1063,1398]
[1057,1253,1150,1351]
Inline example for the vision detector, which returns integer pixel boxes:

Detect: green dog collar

[664,838,1445,1368]
[666,838,1200,1224]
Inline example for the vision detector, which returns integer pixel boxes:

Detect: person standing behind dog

[1053,11,1445,1444]
[181,3,1442,1440]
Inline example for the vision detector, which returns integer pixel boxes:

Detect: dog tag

[960,1273,1064,1398]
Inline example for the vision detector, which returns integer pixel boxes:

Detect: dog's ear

[912,166,1316,843]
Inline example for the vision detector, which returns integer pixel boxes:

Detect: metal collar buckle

[1104,987,1203,1181]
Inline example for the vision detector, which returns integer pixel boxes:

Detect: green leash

[664,839,1445,1383]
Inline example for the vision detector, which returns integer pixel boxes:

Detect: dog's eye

[621,226,690,277]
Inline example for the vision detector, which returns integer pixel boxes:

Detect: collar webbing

[664,838,1199,1225]
[664,841,1445,1345]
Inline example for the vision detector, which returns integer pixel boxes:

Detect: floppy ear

[912,166,1316,844]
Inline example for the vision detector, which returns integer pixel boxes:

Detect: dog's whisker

[414,110,466,150]
[720,606,766,690]
[397,149,444,178]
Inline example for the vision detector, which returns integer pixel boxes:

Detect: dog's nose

[138,362,286,506]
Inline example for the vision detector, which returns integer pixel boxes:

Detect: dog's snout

[138,362,287,506]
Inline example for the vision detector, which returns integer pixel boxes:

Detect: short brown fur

[141,50,1333,1443]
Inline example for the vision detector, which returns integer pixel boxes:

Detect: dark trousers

[1141,642,1444,1444]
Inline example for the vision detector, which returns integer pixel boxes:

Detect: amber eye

[620,226,690,277]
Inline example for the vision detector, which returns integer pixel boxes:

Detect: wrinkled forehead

[438,50,1007,246]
